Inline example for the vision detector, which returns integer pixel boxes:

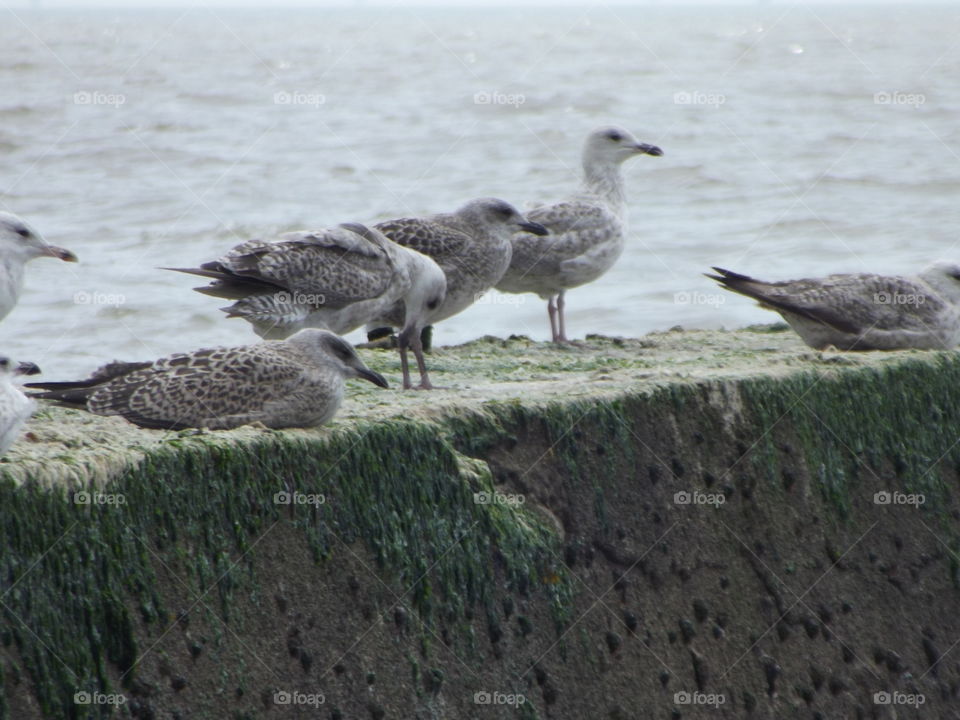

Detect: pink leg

[547,296,560,343]
[557,290,569,343]
[411,332,435,390]
[399,345,413,390]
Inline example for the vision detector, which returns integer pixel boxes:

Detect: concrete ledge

[2,326,959,718]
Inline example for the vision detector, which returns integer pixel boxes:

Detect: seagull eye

[426,298,440,310]
[606,131,622,142]
[15,227,30,239]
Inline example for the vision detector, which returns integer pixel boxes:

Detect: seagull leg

[547,296,560,343]
[399,344,414,390]
[557,290,569,343]
[411,332,438,390]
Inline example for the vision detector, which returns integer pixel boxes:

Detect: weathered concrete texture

[2,326,960,719]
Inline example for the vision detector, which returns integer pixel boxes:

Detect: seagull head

[455,198,548,237]
[582,126,663,169]
[289,329,388,388]
[0,212,78,264]
[0,357,40,377]
[920,260,960,304]
[399,251,447,344]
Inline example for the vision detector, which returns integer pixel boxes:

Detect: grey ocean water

[2,4,960,377]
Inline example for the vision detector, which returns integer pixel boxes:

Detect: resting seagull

[371,197,548,388]
[0,358,41,456]
[495,126,663,342]
[25,329,387,430]
[707,262,960,350]
[166,223,445,391]
[0,212,78,323]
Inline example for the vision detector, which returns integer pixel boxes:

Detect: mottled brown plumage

[26,330,387,430]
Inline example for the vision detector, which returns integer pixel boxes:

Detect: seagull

[25,329,388,430]
[495,126,663,342]
[370,197,548,388]
[166,223,446,391]
[0,357,41,456]
[707,262,960,350]
[0,212,78,323]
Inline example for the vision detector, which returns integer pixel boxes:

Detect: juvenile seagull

[25,329,387,430]
[0,212,78,322]
[166,223,445,390]
[371,197,548,388]
[0,357,41,456]
[496,126,663,342]
[707,262,960,350]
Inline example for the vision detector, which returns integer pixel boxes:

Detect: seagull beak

[41,245,78,262]
[635,143,663,157]
[15,361,41,376]
[355,366,389,389]
[517,220,549,236]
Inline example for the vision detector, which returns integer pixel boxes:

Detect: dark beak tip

[16,362,41,376]
[522,221,549,236]
[647,146,664,157]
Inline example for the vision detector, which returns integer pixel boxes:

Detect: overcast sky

[3,0,952,8]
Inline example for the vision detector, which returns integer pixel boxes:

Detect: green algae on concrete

[2,325,960,718]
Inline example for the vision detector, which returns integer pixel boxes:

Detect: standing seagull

[25,329,387,430]
[371,197,548,388]
[707,262,960,350]
[496,126,663,342]
[166,223,445,391]
[0,357,41,455]
[0,212,78,322]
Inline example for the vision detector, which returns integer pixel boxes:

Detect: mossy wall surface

[1,329,959,719]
